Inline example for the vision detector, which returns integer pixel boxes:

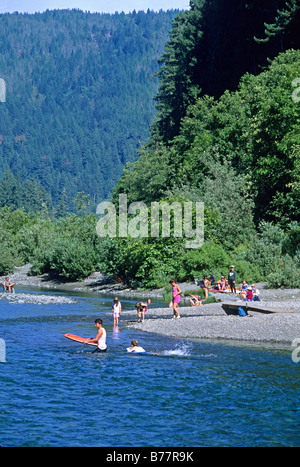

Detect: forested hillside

[110,0,300,288]
[0,1,299,290]
[153,0,300,141]
[0,8,178,208]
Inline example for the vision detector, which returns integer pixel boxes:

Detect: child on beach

[112,297,121,326]
[170,279,181,319]
[139,299,151,322]
[135,300,150,322]
[245,287,253,301]
[202,277,210,299]
[240,280,248,300]
[127,340,146,353]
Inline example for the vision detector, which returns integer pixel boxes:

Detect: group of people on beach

[194,266,260,302]
[74,266,262,356]
[199,266,238,297]
[239,281,260,301]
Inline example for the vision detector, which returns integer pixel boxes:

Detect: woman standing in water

[170,279,181,319]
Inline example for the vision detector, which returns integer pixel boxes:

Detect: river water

[0,288,299,447]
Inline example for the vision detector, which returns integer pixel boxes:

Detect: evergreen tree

[254,0,300,48]
[153,0,300,143]
[0,169,20,209]
[56,188,68,218]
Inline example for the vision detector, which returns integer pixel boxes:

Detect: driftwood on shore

[222,302,295,315]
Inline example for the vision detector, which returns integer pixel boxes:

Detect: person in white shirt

[112,297,121,326]
[86,319,107,353]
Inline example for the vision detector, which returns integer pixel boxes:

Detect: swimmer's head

[131,340,138,347]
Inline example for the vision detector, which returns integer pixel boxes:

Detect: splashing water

[161,342,192,356]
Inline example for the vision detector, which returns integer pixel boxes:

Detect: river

[0,287,299,447]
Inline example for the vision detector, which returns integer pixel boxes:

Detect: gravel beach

[3,265,300,345]
[0,292,76,305]
[125,295,300,346]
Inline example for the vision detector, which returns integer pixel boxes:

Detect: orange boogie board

[64,333,98,347]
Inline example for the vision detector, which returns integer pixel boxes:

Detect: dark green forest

[0,1,299,289]
[0,8,178,208]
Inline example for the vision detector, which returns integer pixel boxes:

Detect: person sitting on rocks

[239,280,248,300]
[245,287,253,301]
[216,276,228,291]
[3,276,15,293]
[251,284,261,301]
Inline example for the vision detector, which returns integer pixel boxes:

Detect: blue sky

[0,0,189,14]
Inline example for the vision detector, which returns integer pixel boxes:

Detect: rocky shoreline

[125,302,300,346]
[7,264,300,302]
[0,292,76,305]
[2,265,300,346]
[7,265,165,297]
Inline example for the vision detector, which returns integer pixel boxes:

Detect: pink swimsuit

[172,286,181,304]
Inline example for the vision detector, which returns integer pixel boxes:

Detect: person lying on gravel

[189,294,202,306]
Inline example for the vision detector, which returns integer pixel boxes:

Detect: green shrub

[50,238,98,281]
[266,253,300,288]
[230,259,262,284]
[0,225,22,274]
[0,247,17,275]
[182,242,230,280]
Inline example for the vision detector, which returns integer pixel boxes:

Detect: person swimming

[126,340,146,353]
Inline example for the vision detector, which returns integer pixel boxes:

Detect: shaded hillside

[0,8,178,207]
[154,0,300,141]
